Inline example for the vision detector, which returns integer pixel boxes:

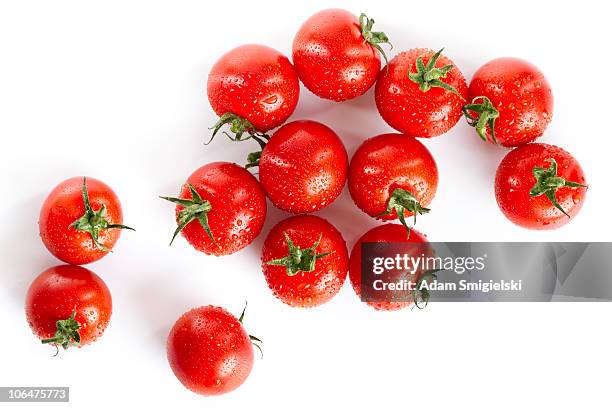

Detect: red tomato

[292,9,391,101]
[25,265,112,350]
[258,120,348,213]
[161,162,266,256]
[495,143,587,229]
[348,133,438,232]
[349,224,431,311]
[207,44,300,141]
[39,177,133,265]
[167,306,256,396]
[375,48,467,138]
[465,57,553,147]
[262,215,348,307]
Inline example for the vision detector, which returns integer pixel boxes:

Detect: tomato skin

[468,57,553,147]
[25,265,112,346]
[262,215,349,308]
[207,44,300,132]
[39,177,124,265]
[167,306,254,396]
[175,162,266,256]
[495,143,586,229]
[292,8,380,101]
[349,224,429,311]
[348,133,438,219]
[259,120,348,213]
[375,48,467,138]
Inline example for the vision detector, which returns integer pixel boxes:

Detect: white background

[1,1,610,407]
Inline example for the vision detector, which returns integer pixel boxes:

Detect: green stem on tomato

[69,178,135,251]
[376,188,430,238]
[40,307,81,351]
[359,13,393,67]
[462,96,500,144]
[265,232,333,276]
[159,184,214,245]
[530,158,587,217]
[408,48,464,100]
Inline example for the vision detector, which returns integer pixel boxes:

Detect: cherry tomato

[349,224,431,311]
[375,48,467,138]
[262,215,348,307]
[167,305,258,396]
[161,162,267,256]
[495,143,587,229]
[257,120,348,213]
[208,44,300,141]
[39,177,133,265]
[464,57,553,147]
[348,133,438,232]
[25,265,112,350]
[292,9,391,101]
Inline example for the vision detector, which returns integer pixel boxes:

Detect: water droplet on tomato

[263,95,278,105]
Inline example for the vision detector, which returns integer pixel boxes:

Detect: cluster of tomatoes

[25,8,588,397]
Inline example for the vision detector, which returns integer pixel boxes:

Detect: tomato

[495,143,587,229]
[161,162,266,256]
[464,57,553,147]
[292,9,391,102]
[261,215,348,307]
[256,120,348,213]
[349,224,431,311]
[375,48,467,138]
[39,177,133,265]
[167,305,258,396]
[207,44,300,142]
[25,265,112,350]
[348,133,438,232]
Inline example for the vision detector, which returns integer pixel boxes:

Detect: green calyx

[238,301,263,358]
[412,269,443,309]
[41,307,81,353]
[377,188,430,237]
[265,233,333,276]
[530,158,587,217]
[159,184,214,245]
[359,13,393,66]
[245,151,262,169]
[69,177,134,251]
[408,48,464,99]
[208,112,269,147]
[207,113,269,170]
[463,96,500,144]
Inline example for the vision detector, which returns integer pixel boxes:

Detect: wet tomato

[262,215,348,307]
[292,9,391,101]
[495,143,587,229]
[348,133,438,233]
[208,44,300,141]
[464,57,553,147]
[257,120,348,213]
[375,48,467,138]
[167,305,258,396]
[161,162,267,256]
[25,265,112,350]
[349,224,431,311]
[39,177,133,265]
